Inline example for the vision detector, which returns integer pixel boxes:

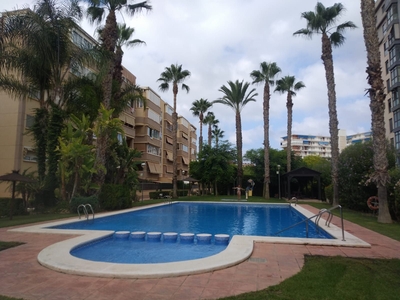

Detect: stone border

[10,202,370,278]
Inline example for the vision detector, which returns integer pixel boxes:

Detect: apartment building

[376,0,400,164]
[0,15,197,196]
[280,130,371,158]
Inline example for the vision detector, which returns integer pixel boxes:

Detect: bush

[0,197,26,217]
[324,185,333,205]
[98,184,131,210]
[69,196,99,214]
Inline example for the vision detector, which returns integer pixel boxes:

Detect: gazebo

[281,167,321,200]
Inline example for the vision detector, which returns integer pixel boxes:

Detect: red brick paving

[1,204,400,300]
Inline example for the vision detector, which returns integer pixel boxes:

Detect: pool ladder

[274,205,345,241]
[77,204,95,220]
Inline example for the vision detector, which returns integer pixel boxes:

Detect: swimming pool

[63,203,332,264]
[11,202,371,278]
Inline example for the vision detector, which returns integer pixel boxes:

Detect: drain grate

[248,257,267,263]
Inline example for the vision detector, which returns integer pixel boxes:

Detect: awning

[182,132,188,139]
[147,162,162,174]
[166,165,173,173]
[166,151,173,161]
[154,164,163,174]
[182,157,189,165]
[166,137,173,145]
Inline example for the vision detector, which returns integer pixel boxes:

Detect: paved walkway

[1,205,400,300]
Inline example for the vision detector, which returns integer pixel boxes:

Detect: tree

[86,0,151,187]
[157,64,191,198]
[250,62,281,199]
[294,2,356,206]
[203,111,219,147]
[190,98,212,151]
[211,126,224,147]
[213,80,258,186]
[360,0,391,223]
[0,0,88,205]
[275,75,305,172]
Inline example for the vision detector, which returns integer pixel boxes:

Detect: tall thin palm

[86,0,151,187]
[190,98,212,151]
[213,80,258,186]
[211,126,224,148]
[86,0,151,109]
[275,76,305,173]
[157,64,191,198]
[360,0,391,223]
[294,2,356,206]
[203,112,219,147]
[250,62,281,199]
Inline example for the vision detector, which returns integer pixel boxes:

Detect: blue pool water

[54,203,333,264]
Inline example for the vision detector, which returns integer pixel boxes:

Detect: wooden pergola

[281,167,321,200]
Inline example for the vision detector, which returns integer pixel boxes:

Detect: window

[394,110,400,129]
[147,144,160,156]
[147,127,161,139]
[384,40,389,56]
[386,60,389,74]
[136,99,144,108]
[387,79,390,91]
[165,121,173,132]
[389,98,392,112]
[182,144,188,153]
[147,109,160,123]
[23,147,37,162]
[389,45,400,67]
[391,66,400,86]
[26,115,35,128]
[393,89,400,107]
[387,4,398,25]
[395,131,400,150]
[71,30,93,49]
[166,105,173,115]
[29,88,40,100]
[383,21,388,35]
[390,118,393,132]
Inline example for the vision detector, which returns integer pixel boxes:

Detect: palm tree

[190,98,212,151]
[294,2,356,206]
[112,24,145,110]
[360,0,391,223]
[275,76,305,173]
[211,126,224,147]
[203,112,219,147]
[213,80,258,186]
[86,0,151,187]
[250,62,281,199]
[86,0,151,109]
[0,0,86,204]
[157,64,191,198]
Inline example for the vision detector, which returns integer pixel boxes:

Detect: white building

[281,130,372,158]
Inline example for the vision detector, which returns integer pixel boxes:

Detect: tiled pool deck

[1,204,400,300]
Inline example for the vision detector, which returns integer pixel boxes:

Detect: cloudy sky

[3,0,370,152]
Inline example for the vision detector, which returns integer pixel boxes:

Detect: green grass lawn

[1,196,399,300]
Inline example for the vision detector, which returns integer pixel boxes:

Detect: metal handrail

[289,197,298,206]
[77,204,95,220]
[273,205,345,241]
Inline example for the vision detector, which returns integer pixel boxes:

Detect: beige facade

[0,19,197,197]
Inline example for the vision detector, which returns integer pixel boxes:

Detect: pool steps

[114,231,230,245]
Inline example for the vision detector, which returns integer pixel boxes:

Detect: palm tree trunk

[263,83,270,199]
[199,117,203,151]
[361,0,392,223]
[208,124,212,147]
[287,93,293,172]
[172,83,178,198]
[236,111,243,186]
[321,33,340,206]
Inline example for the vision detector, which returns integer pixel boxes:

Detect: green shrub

[98,184,131,210]
[324,185,333,205]
[0,197,26,217]
[69,196,99,213]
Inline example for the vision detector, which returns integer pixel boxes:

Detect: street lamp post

[277,165,281,199]
[141,162,146,201]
